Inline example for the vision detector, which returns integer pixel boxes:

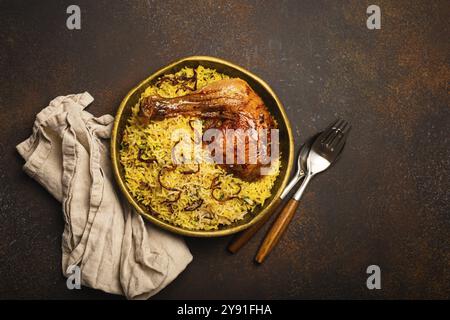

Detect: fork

[255,119,351,263]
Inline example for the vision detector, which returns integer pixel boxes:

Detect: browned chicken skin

[139,78,277,181]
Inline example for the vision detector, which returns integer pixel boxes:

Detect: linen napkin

[16,92,193,299]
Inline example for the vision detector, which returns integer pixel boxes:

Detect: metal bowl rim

[111,55,294,237]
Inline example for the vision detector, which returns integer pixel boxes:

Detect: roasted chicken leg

[139,78,277,181]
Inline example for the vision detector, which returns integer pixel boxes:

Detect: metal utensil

[280,141,310,199]
[255,119,351,263]
[227,141,311,253]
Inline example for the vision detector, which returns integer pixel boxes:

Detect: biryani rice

[120,66,280,230]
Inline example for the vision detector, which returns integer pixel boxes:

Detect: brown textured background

[0,0,449,299]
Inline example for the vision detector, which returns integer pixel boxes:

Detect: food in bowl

[119,66,280,230]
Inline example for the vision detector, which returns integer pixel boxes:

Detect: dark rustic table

[1,0,449,299]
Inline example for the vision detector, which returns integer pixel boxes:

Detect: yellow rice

[120,66,280,230]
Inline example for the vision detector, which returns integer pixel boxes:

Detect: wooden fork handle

[227,197,282,254]
[255,198,299,263]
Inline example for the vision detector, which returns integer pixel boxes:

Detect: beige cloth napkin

[16,92,193,299]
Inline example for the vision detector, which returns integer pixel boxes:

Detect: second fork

[255,119,351,263]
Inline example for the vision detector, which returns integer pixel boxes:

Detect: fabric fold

[16,92,192,299]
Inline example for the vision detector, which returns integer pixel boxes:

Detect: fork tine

[332,119,346,131]
[330,120,351,150]
[321,119,344,147]
[321,128,339,148]
[333,119,349,132]
[321,119,351,151]
[330,133,346,151]
[320,119,341,145]
[338,120,351,135]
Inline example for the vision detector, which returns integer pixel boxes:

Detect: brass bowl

[111,56,294,237]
